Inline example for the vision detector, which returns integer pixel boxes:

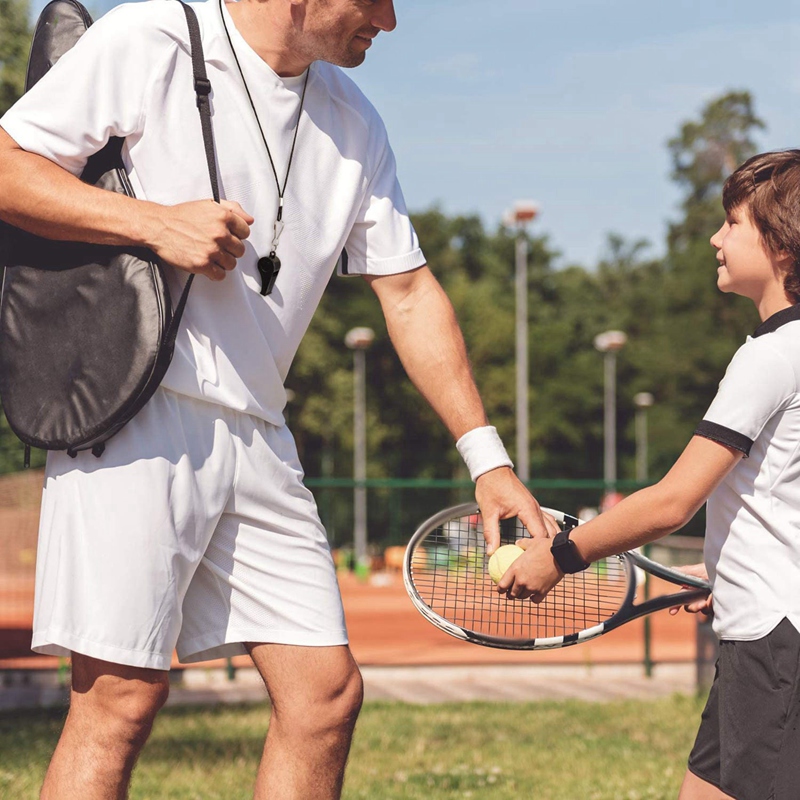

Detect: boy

[499,149,800,800]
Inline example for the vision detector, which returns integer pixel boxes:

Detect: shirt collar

[204,0,310,89]
[753,304,800,338]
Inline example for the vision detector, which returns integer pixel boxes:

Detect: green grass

[0,695,704,799]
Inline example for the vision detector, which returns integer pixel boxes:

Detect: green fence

[305,477,669,552]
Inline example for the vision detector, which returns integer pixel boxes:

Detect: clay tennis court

[0,569,698,669]
[0,469,699,669]
[341,571,697,665]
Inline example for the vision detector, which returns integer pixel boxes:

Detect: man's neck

[225,1,312,78]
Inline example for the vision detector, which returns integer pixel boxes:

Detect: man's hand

[495,536,564,601]
[669,562,713,616]
[145,199,254,281]
[475,466,559,556]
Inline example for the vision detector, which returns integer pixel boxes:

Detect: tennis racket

[403,503,710,651]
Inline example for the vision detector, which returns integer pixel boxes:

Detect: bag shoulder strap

[167,1,221,343]
[178,1,220,203]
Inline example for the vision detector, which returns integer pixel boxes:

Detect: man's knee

[70,656,170,744]
[306,659,362,736]
[278,659,363,739]
[330,661,364,731]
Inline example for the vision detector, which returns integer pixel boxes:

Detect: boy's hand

[669,562,713,616]
[475,467,559,556]
[495,536,564,601]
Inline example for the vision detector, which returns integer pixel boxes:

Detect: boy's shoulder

[765,317,800,353]
[741,315,800,371]
[717,321,800,408]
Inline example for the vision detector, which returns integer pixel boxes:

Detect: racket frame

[403,502,710,651]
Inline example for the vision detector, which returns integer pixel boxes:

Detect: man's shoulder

[312,62,385,133]
[85,0,190,51]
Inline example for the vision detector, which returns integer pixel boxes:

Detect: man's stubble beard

[299,0,367,67]
[305,35,367,68]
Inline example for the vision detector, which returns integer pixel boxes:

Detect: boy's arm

[498,435,743,600]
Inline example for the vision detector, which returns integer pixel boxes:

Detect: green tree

[655,91,765,467]
[669,91,765,209]
[0,0,31,116]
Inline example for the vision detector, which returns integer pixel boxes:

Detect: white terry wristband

[456,426,514,481]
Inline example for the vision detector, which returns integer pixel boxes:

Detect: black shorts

[688,617,800,800]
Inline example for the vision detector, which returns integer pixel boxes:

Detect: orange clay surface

[0,570,699,669]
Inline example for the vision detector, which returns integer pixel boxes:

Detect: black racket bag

[0,0,215,462]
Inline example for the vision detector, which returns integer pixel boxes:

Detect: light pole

[504,200,539,483]
[633,391,655,678]
[634,392,654,483]
[345,327,374,568]
[594,330,627,491]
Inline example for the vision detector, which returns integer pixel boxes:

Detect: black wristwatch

[550,528,590,574]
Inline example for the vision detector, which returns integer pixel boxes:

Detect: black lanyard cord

[218,0,310,223]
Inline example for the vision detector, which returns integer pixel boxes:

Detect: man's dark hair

[723,149,800,301]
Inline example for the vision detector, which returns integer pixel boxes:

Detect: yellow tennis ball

[488,544,525,584]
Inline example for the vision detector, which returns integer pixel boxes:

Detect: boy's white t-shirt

[696,306,800,641]
[0,0,425,425]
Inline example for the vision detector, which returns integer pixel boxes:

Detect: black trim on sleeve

[753,304,800,337]
[338,249,349,275]
[695,420,753,456]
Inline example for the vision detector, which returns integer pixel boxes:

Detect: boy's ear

[774,246,794,268]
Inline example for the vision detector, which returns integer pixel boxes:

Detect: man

[0,1,549,797]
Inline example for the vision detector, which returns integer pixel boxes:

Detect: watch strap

[550,528,590,574]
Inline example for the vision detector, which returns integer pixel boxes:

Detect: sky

[33,0,800,268]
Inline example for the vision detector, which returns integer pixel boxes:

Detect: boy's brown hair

[723,149,800,301]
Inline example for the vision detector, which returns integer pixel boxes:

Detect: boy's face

[710,206,780,301]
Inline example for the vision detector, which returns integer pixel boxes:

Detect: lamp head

[345,327,375,350]
[594,330,627,353]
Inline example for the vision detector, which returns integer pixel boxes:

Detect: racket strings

[409,515,630,641]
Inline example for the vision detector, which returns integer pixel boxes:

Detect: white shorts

[32,388,348,670]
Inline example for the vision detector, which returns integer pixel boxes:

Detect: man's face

[296,0,397,68]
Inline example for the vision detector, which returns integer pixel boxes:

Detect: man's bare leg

[40,654,170,800]
[678,768,735,799]
[248,643,363,800]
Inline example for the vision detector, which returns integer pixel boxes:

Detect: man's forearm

[369,265,551,542]
[0,128,157,247]
[372,267,488,441]
[0,128,253,280]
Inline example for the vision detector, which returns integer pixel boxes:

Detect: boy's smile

[710,206,790,317]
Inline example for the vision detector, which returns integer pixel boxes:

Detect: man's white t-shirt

[696,306,800,641]
[0,0,426,425]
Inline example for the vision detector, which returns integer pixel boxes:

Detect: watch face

[551,531,588,574]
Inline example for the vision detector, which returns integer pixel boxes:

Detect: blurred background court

[0,468,712,698]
